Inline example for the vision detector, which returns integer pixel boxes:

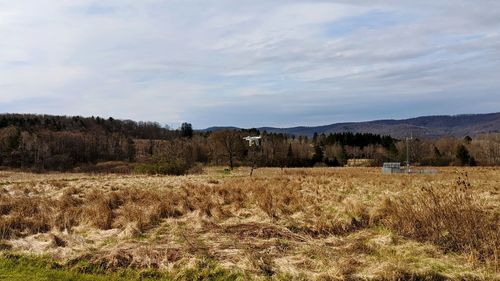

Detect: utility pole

[406,132,413,173]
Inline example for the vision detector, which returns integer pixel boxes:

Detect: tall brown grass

[0,195,51,239]
[0,168,498,278]
[380,173,499,265]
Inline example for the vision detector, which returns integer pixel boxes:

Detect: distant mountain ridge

[203,112,500,139]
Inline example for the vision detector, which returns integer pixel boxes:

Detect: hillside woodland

[0,114,499,174]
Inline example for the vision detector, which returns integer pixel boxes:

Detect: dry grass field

[0,167,498,280]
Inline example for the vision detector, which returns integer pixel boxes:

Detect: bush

[134,159,191,176]
[187,163,204,175]
[420,157,452,166]
[456,144,474,166]
[76,162,134,174]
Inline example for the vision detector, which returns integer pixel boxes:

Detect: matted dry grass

[0,167,498,280]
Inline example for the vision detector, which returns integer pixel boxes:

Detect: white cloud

[0,0,499,127]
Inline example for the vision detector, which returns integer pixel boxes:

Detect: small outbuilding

[382,162,402,174]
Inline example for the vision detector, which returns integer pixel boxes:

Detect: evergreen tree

[433,146,442,158]
[456,144,471,166]
[287,143,293,160]
[311,145,324,164]
[180,122,193,138]
[312,132,319,145]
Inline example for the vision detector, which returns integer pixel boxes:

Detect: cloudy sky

[0,1,499,128]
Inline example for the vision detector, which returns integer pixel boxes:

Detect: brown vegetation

[0,167,498,280]
[380,172,499,264]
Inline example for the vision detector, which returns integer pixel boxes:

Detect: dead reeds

[0,168,498,279]
[380,173,499,265]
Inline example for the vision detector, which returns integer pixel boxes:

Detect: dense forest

[0,114,498,174]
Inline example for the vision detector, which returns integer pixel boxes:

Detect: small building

[382,162,402,174]
[346,159,373,167]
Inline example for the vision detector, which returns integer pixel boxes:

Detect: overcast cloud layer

[1,0,499,128]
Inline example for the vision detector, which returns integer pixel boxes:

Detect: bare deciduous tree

[209,130,245,169]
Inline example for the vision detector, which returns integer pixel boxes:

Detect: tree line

[0,114,498,174]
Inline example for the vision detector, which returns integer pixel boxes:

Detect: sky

[0,0,499,129]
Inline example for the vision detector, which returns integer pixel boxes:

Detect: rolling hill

[204,112,500,139]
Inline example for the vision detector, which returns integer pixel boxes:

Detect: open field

[0,167,498,280]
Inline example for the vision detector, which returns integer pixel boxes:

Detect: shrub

[134,159,191,176]
[187,163,204,175]
[77,162,134,174]
[456,144,474,166]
